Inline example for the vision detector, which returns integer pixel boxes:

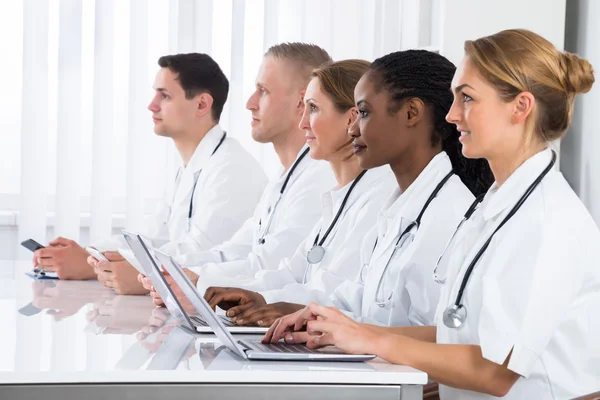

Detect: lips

[353,142,367,154]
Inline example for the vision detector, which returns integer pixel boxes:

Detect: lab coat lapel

[170,125,224,213]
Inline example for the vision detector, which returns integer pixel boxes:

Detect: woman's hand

[263,302,380,355]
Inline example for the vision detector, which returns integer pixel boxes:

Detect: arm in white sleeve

[176,216,257,271]
[195,184,324,285]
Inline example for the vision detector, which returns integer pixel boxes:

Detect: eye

[161,93,170,100]
[358,109,369,118]
[462,93,473,103]
[309,103,317,112]
[259,88,267,95]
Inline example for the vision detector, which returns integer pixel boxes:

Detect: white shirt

[436,149,600,400]
[217,166,396,305]
[97,125,267,255]
[330,152,475,327]
[176,146,337,290]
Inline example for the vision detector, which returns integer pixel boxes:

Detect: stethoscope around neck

[170,132,227,232]
[362,170,454,308]
[257,148,310,245]
[437,150,556,330]
[301,169,368,284]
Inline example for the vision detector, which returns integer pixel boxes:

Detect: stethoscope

[169,132,227,232]
[361,170,454,308]
[257,148,310,245]
[437,150,556,329]
[302,169,368,284]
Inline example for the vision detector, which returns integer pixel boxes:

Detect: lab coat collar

[381,151,453,221]
[172,125,225,207]
[272,144,310,183]
[184,124,226,174]
[322,166,391,221]
[482,147,554,221]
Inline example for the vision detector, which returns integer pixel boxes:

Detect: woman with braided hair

[264,30,599,399]
[326,49,493,327]
[261,49,493,330]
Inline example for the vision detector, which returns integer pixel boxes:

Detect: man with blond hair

[142,43,338,305]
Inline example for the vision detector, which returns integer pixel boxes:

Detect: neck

[389,148,439,193]
[272,130,306,171]
[328,154,364,188]
[173,122,217,167]
[488,142,547,187]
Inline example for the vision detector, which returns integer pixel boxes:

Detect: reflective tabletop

[0,262,427,400]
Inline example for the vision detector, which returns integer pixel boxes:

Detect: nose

[148,96,159,113]
[348,110,360,138]
[246,90,258,111]
[299,105,311,131]
[446,99,462,126]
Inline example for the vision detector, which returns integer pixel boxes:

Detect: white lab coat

[176,146,337,291]
[216,166,396,305]
[436,148,600,400]
[97,125,267,255]
[330,152,474,327]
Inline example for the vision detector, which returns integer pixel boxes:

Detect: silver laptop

[122,231,267,334]
[153,248,376,362]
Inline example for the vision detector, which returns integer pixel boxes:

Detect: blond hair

[465,29,595,142]
[265,42,332,88]
[311,59,371,113]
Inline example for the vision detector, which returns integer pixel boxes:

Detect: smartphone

[86,247,110,262]
[21,239,45,253]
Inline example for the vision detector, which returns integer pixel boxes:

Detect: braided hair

[368,50,493,196]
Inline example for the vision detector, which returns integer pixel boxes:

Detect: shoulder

[421,175,475,227]
[207,137,265,177]
[289,158,336,193]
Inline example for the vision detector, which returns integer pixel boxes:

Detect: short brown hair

[311,59,371,113]
[465,29,595,142]
[265,42,332,88]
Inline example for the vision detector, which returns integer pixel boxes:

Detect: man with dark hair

[142,42,338,306]
[34,53,267,294]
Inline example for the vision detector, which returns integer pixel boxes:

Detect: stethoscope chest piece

[443,304,467,329]
[306,245,326,264]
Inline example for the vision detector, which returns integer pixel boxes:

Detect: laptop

[152,248,376,362]
[122,231,267,334]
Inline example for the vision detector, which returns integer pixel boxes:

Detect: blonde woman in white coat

[265,30,599,400]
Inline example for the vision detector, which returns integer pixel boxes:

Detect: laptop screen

[153,249,248,360]
[121,231,195,331]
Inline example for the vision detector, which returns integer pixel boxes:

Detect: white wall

[439,0,567,65]
[562,0,600,225]
[2,0,579,260]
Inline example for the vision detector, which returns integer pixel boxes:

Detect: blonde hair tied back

[465,29,595,142]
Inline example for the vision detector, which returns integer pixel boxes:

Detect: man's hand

[32,237,96,280]
[138,268,199,308]
[228,302,305,327]
[91,251,149,295]
[203,287,267,317]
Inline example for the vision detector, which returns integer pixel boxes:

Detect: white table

[0,262,428,399]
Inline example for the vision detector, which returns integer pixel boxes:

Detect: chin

[308,145,324,161]
[153,128,170,138]
[460,143,483,160]
[356,153,382,170]
[251,129,270,144]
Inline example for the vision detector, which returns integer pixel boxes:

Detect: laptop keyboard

[190,315,235,327]
[242,340,319,354]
